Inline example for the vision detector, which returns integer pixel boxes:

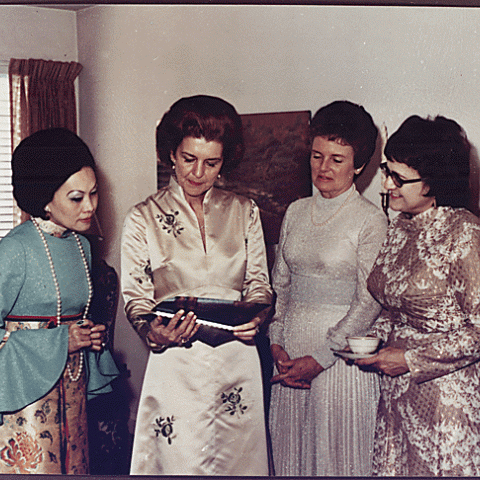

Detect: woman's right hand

[271,344,291,376]
[147,309,199,348]
[68,320,95,353]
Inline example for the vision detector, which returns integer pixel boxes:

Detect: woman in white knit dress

[268,101,387,476]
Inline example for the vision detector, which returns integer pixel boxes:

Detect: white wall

[76,4,480,425]
[0,6,77,61]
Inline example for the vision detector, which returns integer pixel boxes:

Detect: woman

[0,128,119,474]
[357,115,480,476]
[268,100,388,476]
[121,95,273,475]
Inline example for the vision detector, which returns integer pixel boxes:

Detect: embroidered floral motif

[156,210,184,237]
[39,431,54,445]
[130,260,153,285]
[154,416,175,445]
[0,432,43,473]
[221,387,248,416]
[15,417,26,427]
[34,400,52,424]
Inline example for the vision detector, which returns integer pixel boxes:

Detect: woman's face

[310,136,361,199]
[45,166,98,232]
[170,136,223,205]
[384,160,434,215]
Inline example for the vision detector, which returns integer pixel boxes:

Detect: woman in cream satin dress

[121,95,272,475]
[268,101,387,476]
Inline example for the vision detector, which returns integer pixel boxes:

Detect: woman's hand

[355,346,409,377]
[271,343,291,380]
[68,320,95,353]
[271,344,323,389]
[147,309,199,348]
[89,323,107,351]
[233,306,271,342]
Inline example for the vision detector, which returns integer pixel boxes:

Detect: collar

[395,206,439,232]
[169,175,215,207]
[32,217,71,238]
[313,184,356,210]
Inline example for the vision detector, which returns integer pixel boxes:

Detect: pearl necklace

[311,187,355,227]
[31,218,93,382]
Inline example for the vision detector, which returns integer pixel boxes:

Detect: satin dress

[268,185,387,476]
[121,177,273,475]
[367,206,480,476]
[0,220,118,474]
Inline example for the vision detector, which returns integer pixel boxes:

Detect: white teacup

[347,336,380,355]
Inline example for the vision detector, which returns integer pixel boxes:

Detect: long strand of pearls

[32,218,93,382]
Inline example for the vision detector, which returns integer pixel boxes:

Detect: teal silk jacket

[0,220,118,423]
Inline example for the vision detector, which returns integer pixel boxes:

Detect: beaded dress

[121,177,273,475]
[0,219,119,474]
[268,185,387,476]
[367,206,480,476]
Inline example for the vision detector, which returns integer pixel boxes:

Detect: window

[0,61,14,238]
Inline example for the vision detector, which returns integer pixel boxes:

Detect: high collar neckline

[314,184,356,209]
[169,174,215,207]
[32,217,71,238]
[396,206,440,230]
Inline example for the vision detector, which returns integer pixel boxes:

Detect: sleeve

[121,206,161,351]
[311,210,388,369]
[366,308,394,343]
[267,206,292,348]
[405,220,480,384]
[241,200,273,305]
[0,236,68,423]
[85,349,120,400]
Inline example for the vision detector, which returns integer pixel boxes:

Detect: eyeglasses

[380,163,424,188]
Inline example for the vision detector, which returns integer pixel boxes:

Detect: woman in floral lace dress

[357,115,480,476]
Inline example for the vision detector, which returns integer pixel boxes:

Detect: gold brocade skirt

[0,315,89,474]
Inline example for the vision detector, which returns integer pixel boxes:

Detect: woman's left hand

[233,306,271,342]
[355,346,409,376]
[270,356,324,389]
[89,322,107,352]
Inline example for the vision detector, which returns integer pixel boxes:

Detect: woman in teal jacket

[0,128,118,474]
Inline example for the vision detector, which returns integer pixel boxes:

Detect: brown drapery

[8,58,83,223]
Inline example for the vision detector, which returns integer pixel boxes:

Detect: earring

[45,206,51,213]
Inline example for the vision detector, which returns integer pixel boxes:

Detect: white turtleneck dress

[268,184,387,476]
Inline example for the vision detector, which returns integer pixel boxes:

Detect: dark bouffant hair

[385,115,471,209]
[12,128,96,219]
[310,100,378,169]
[156,95,244,174]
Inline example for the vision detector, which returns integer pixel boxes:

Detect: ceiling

[29,4,94,10]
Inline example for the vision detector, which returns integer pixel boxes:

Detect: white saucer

[333,351,376,360]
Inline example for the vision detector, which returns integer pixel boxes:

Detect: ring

[101,342,106,348]
[180,337,187,345]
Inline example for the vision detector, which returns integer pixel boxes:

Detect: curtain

[8,58,83,224]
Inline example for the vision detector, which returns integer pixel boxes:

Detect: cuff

[311,340,339,370]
